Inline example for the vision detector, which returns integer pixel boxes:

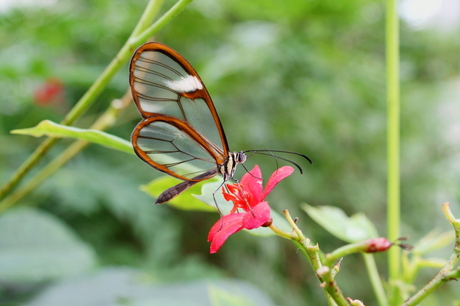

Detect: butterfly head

[235,151,247,164]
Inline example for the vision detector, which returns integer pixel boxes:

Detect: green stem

[0,137,58,201]
[324,239,389,304]
[403,203,460,305]
[402,255,459,306]
[386,0,400,285]
[131,0,164,37]
[362,254,388,306]
[0,0,193,203]
[293,241,337,306]
[0,92,131,214]
[130,0,194,47]
[318,265,350,306]
[0,40,134,200]
[277,211,349,306]
[325,241,370,267]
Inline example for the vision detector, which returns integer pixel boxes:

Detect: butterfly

[130,42,311,204]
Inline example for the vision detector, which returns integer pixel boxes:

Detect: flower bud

[363,237,392,253]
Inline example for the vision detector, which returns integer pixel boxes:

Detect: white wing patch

[165,75,203,93]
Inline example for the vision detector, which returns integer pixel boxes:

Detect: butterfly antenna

[257,152,304,174]
[244,149,310,174]
[255,149,280,170]
[246,149,313,164]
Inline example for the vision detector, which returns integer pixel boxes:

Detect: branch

[403,203,460,305]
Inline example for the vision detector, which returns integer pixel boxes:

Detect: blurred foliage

[1,0,460,305]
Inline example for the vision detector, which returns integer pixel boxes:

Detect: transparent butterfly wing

[130,42,229,159]
[132,116,224,180]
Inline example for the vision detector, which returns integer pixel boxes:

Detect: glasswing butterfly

[130,42,311,205]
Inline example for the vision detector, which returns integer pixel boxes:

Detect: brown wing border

[129,42,230,157]
[131,115,225,181]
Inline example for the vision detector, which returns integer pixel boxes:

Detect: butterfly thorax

[219,151,247,181]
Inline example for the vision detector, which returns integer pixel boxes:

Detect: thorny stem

[403,203,460,306]
[270,210,351,306]
[362,254,388,306]
[324,242,388,306]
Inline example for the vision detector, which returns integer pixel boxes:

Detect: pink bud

[364,237,392,253]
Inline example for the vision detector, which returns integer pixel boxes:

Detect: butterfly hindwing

[132,115,224,180]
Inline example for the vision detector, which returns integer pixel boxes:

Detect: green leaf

[412,229,455,255]
[417,258,447,269]
[193,179,228,212]
[0,207,97,283]
[11,120,132,154]
[140,176,218,212]
[302,204,378,242]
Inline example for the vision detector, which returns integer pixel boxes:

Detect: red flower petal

[208,213,245,254]
[208,213,242,241]
[242,202,271,229]
[222,187,238,202]
[241,165,263,204]
[211,165,293,253]
[261,166,294,200]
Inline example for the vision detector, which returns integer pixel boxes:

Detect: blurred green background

[1,0,459,305]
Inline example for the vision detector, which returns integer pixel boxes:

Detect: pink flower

[207,165,294,253]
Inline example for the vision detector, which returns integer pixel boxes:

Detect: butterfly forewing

[132,50,191,116]
[130,43,231,181]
